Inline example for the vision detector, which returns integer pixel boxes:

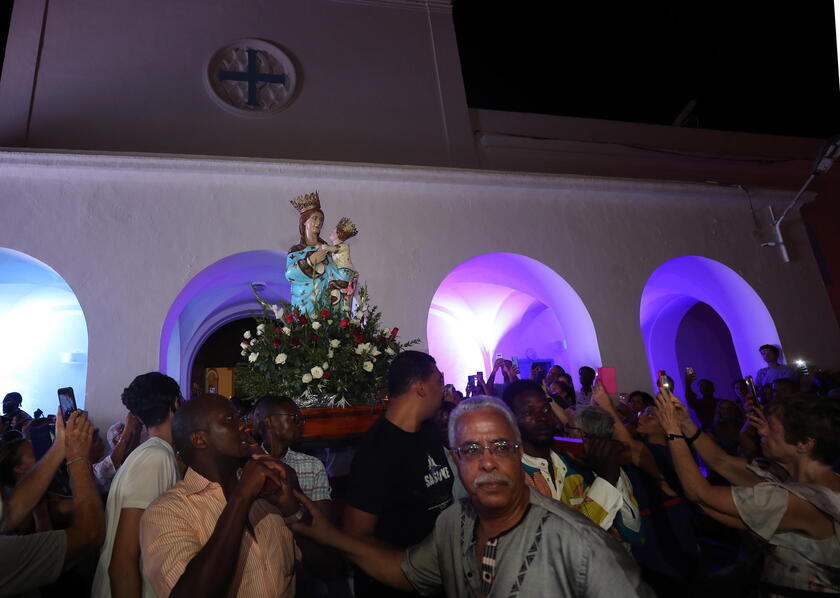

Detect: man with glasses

[252,396,332,510]
[289,395,651,597]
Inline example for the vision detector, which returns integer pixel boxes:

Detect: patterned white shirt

[280,448,331,502]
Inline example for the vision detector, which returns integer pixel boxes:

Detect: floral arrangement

[235,286,418,408]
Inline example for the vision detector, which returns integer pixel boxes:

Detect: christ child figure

[319,217,359,310]
[320,217,358,271]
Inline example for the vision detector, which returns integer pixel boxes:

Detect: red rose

[293,308,300,316]
[290,337,300,346]
[285,314,294,324]
[339,319,349,328]
[354,335,363,343]
[275,327,282,335]
[322,371,330,379]
[299,315,308,325]
[390,327,399,339]
[272,339,280,347]
[311,334,318,342]
[321,308,330,319]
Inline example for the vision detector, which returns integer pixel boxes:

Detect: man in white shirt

[92,372,182,598]
[754,344,795,389]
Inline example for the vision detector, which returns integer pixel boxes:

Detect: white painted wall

[1,151,837,430]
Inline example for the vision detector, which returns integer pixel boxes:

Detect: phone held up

[657,370,670,390]
[57,387,78,421]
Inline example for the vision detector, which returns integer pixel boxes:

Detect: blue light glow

[0,249,88,418]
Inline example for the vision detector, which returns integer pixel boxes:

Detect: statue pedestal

[301,404,385,441]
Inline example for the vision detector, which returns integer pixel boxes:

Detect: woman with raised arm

[656,390,840,596]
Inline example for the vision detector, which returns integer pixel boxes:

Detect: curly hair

[121,372,181,428]
[768,395,840,465]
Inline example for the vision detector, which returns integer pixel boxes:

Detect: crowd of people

[1,343,839,597]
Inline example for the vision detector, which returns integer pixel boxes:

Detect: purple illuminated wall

[427,253,602,392]
[640,256,781,398]
[159,251,290,396]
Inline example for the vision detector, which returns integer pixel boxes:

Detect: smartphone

[511,356,519,369]
[657,370,669,390]
[495,353,503,360]
[467,375,476,388]
[57,387,77,420]
[744,375,757,400]
[476,371,485,382]
[597,366,617,395]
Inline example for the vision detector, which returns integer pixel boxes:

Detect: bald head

[172,393,231,463]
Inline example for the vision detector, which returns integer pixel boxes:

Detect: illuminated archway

[159,251,290,396]
[640,256,781,398]
[427,253,602,393]
[0,248,88,416]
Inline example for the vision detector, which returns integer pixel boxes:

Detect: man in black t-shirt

[344,350,454,597]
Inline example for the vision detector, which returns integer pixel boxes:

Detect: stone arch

[640,256,782,398]
[0,248,88,416]
[426,252,602,392]
[159,251,290,396]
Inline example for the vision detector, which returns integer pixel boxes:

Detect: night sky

[1,1,838,140]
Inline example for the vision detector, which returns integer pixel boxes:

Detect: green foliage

[236,286,418,407]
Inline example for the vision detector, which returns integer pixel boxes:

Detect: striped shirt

[139,467,300,598]
[280,448,331,502]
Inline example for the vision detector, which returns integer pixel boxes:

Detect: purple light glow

[427,253,602,393]
[640,256,781,398]
[159,251,290,395]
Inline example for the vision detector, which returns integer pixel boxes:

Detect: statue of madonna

[285,192,357,313]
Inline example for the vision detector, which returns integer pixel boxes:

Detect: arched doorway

[0,248,88,416]
[427,253,602,393]
[640,256,782,399]
[159,251,290,397]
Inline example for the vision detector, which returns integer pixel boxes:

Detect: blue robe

[285,244,343,313]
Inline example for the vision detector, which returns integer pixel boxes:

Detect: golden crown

[336,217,358,240]
[290,191,321,214]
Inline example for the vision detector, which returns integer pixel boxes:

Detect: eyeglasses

[452,439,520,461]
[267,412,304,423]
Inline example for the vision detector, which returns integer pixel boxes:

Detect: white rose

[241,350,247,357]
[370,347,381,357]
[244,330,252,339]
[275,353,287,365]
[248,352,259,362]
[302,373,313,383]
[256,324,265,336]
[322,361,329,370]
[311,366,324,379]
[355,345,365,355]
[362,361,374,372]
[385,347,396,356]
[282,327,291,335]
[311,321,321,330]
[249,339,257,346]
[270,304,284,320]
[327,349,334,359]
[382,328,390,335]
[329,339,340,348]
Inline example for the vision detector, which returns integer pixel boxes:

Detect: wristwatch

[283,505,307,525]
[665,433,686,441]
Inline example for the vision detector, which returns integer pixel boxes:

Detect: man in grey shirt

[291,395,652,597]
[0,409,105,597]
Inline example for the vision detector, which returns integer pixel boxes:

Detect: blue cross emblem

[218,49,286,108]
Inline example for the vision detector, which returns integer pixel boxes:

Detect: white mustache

[473,473,512,490]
